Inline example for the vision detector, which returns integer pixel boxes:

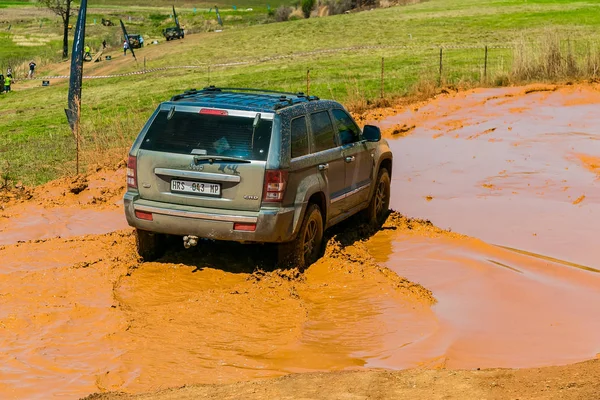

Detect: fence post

[380,57,385,99]
[207,65,211,85]
[439,48,443,87]
[144,56,146,73]
[306,68,310,96]
[484,45,488,83]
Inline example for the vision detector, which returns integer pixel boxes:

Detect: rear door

[307,110,346,220]
[332,108,373,208]
[135,106,273,212]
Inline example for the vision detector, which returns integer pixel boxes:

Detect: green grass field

[1,0,600,186]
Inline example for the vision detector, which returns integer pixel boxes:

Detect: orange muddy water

[1,85,600,400]
[375,84,600,268]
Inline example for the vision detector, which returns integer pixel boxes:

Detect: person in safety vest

[4,75,12,92]
[84,45,91,60]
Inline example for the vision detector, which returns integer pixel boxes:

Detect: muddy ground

[1,84,600,400]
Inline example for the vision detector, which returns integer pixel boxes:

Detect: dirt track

[1,84,600,400]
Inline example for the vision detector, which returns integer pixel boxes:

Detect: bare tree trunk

[62,21,69,58]
[62,1,71,59]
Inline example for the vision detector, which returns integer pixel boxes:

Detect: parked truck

[163,5,184,41]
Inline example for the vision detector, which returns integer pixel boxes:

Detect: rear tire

[277,204,324,270]
[135,229,166,261]
[364,168,391,228]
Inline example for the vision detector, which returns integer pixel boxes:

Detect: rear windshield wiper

[192,155,251,164]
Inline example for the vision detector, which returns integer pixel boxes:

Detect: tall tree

[39,0,76,59]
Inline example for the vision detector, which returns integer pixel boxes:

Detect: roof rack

[170,86,320,102]
[201,86,306,97]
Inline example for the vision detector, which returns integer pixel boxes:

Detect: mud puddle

[0,167,129,245]
[0,212,439,399]
[0,231,139,400]
[367,226,600,369]
[374,84,600,268]
[0,206,128,246]
[107,218,437,393]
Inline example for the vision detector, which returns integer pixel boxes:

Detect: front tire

[135,229,166,261]
[364,168,391,228]
[277,204,324,269]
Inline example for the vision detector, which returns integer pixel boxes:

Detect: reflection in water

[378,86,600,268]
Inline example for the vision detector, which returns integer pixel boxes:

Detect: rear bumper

[124,193,296,243]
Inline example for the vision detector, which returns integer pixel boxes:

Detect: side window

[290,116,309,158]
[332,109,361,145]
[310,111,337,153]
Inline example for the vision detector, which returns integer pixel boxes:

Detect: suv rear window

[140,110,273,161]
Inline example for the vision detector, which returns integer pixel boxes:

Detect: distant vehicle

[163,5,184,41]
[163,26,184,41]
[128,34,144,48]
[123,87,393,268]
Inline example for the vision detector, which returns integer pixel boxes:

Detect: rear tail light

[135,210,153,221]
[263,170,288,202]
[127,155,137,189]
[233,222,256,232]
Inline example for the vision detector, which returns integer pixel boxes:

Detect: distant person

[123,40,129,56]
[102,39,107,49]
[4,74,12,92]
[84,45,91,59]
[28,61,36,78]
[0,74,4,93]
[7,67,12,78]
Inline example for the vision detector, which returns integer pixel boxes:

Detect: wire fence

[2,40,600,186]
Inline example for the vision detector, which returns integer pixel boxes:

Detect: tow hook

[183,235,199,249]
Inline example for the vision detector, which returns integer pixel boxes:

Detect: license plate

[171,179,221,196]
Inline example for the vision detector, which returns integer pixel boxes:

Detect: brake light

[127,155,137,189]
[263,170,288,202]
[199,108,228,116]
[233,222,256,231]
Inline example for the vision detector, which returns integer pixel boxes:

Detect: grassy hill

[1,0,600,185]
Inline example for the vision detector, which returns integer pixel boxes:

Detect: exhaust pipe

[183,235,199,249]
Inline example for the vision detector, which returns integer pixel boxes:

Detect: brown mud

[86,359,600,400]
[2,84,600,400]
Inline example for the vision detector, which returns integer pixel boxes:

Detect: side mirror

[363,125,381,142]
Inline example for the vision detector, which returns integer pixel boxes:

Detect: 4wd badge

[244,195,259,200]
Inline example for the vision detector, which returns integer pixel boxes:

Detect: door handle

[345,156,355,163]
[318,163,329,171]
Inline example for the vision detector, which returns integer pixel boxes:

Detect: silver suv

[124,87,393,267]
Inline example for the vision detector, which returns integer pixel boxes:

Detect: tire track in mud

[106,212,440,393]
